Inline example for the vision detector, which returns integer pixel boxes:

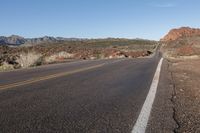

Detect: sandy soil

[169,59,200,133]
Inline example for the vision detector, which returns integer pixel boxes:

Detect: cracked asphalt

[146,59,176,133]
[0,55,171,133]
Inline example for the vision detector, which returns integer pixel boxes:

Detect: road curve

[0,55,160,133]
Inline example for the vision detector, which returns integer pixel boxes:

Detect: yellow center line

[0,64,105,90]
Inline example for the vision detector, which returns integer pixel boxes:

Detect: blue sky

[0,0,199,40]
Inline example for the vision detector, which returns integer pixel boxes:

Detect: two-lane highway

[0,55,161,133]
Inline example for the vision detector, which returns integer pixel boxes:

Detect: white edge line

[131,58,164,133]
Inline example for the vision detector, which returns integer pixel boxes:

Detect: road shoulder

[169,59,200,133]
[146,59,177,133]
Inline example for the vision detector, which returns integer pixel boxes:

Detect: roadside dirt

[169,59,200,133]
[0,44,154,71]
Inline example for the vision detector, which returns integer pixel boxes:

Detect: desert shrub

[0,62,14,71]
[17,52,42,68]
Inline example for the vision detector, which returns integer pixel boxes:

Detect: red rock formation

[161,27,200,41]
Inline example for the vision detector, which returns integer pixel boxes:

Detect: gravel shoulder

[169,59,200,133]
[146,59,176,133]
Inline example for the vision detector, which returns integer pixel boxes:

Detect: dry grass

[17,52,42,68]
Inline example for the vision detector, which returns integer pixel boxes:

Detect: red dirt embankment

[161,27,200,42]
[161,27,200,58]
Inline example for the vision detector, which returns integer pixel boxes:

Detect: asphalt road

[0,55,161,133]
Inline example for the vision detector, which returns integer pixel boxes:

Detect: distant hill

[161,27,200,42]
[0,35,85,46]
[0,35,26,45]
[0,35,154,46]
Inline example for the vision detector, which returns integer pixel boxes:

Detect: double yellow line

[0,64,104,90]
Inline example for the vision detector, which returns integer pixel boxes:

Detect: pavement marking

[132,58,164,133]
[0,64,104,90]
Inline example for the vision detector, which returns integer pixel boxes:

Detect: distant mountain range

[0,35,84,46]
[0,35,153,46]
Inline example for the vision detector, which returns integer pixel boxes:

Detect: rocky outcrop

[0,35,26,45]
[161,27,200,41]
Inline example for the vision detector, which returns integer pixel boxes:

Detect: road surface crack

[168,60,180,133]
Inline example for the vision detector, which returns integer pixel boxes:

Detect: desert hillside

[161,27,200,58]
[161,27,200,42]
